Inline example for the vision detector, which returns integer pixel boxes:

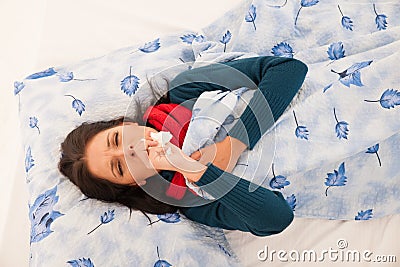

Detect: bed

[0,1,400,266]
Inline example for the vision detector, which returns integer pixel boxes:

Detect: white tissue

[150,131,172,145]
[150,131,173,155]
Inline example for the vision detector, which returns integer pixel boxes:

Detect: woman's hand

[190,136,247,172]
[148,142,185,171]
[148,142,207,183]
[148,142,202,170]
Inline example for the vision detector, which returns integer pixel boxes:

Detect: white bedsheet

[1,0,398,266]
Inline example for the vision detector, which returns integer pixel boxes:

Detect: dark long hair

[58,91,177,223]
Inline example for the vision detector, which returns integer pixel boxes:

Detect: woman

[59,56,308,236]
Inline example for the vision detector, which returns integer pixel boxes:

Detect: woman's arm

[174,158,294,236]
[169,56,308,150]
[189,135,247,173]
[148,138,293,236]
[179,162,294,236]
[148,143,294,236]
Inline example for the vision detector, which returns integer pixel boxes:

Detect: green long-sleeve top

[162,56,308,236]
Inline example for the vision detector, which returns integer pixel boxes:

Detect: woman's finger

[190,150,202,160]
[145,129,158,140]
[148,146,165,153]
[145,139,159,148]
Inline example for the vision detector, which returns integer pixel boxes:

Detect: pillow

[16,30,242,266]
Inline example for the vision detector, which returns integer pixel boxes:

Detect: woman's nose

[111,144,131,157]
[125,142,139,157]
[125,144,135,157]
[126,139,153,168]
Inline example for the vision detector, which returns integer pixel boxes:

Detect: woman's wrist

[227,135,248,153]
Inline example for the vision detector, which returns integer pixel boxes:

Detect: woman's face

[85,122,159,186]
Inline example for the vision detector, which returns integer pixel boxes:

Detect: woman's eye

[117,160,123,176]
[114,131,119,147]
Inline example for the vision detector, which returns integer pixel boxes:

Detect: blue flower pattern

[293,110,309,140]
[323,83,333,93]
[327,42,345,61]
[194,35,206,43]
[337,61,372,87]
[148,212,181,226]
[219,30,232,52]
[295,0,319,26]
[338,5,353,31]
[180,34,197,44]
[139,38,161,53]
[286,194,297,211]
[324,162,347,196]
[29,186,63,243]
[58,71,74,82]
[269,164,290,189]
[120,66,140,96]
[325,61,372,92]
[373,4,388,30]
[57,71,96,82]
[129,38,161,54]
[25,146,35,173]
[65,94,86,116]
[181,34,206,45]
[29,116,41,134]
[364,89,400,109]
[365,144,381,166]
[355,209,373,220]
[14,81,25,95]
[157,213,181,223]
[67,258,95,267]
[154,246,173,267]
[25,68,57,79]
[333,108,349,140]
[271,42,294,58]
[87,210,115,235]
[245,4,257,31]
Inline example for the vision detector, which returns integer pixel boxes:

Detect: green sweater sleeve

[168,56,308,149]
[179,163,294,236]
